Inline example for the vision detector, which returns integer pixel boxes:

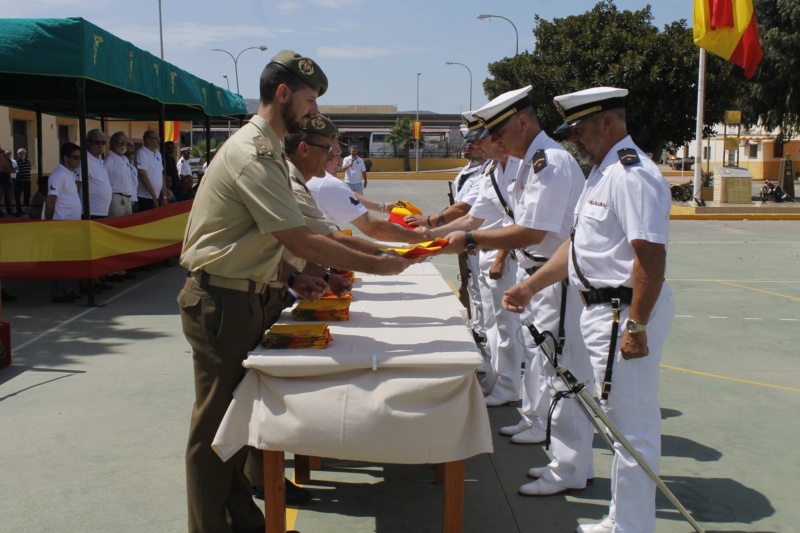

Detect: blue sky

[5,0,695,114]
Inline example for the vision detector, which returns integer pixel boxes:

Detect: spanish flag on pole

[694,0,763,78]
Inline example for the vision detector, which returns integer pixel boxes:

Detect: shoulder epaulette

[617,148,640,166]
[254,136,279,160]
[531,149,548,174]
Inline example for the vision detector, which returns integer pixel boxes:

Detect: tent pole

[693,48,706,203]
[35,109,43,184]
[205,116,211,168]
[77,78,97,307]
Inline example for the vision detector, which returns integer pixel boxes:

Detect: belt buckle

[579,291,589,307]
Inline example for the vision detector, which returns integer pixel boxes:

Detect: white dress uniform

[508,130,593,488]
[570,135,674,533]
[454,159,489,338]
[468,156,525,401]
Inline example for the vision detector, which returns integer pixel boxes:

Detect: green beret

[303,115,338,140]
[270,50,328,97]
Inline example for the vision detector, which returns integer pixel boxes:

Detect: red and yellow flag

[694,0,763,78]
[162,120,181,142]
[412,121,422,140]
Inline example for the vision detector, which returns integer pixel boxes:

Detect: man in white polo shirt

[83,129,113,219]
[136,130,167,211]
[341,146,368,194]
[105,131,137,217]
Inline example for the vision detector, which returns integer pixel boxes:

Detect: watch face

[466,244,478,252]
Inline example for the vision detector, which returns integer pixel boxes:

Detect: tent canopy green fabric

[0,17,248,120]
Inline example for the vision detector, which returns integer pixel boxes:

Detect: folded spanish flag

[262,323,332,349]
[322,290,352,300]
[330,268,355,283]
[388,201,422,229]
[291,299,351,322]
[379,238,448,258]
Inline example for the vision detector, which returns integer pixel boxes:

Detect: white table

[213,262,493,532]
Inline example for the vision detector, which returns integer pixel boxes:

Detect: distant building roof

[319,104,397,114]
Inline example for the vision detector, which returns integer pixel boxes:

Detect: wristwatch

[625,319,647,334]
[464,230,478,252]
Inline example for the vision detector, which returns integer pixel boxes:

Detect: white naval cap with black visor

[552,87,628,135]
[472,85,534,140]
[459,110,484,148]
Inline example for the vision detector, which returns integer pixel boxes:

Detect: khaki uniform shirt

[180,115,305,283]
[283,160,339,271]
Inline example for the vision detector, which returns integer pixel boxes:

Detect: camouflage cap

[269,50,328,96]
[302,115,338,140]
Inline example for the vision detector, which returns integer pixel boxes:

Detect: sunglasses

[306,141,333,154]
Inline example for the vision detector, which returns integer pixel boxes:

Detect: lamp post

[477,13,519,55]
[222,75,230,90]
[211,45,269,94]
[157,0,164,59]
[416,71,421,173]
[445,61,472,110]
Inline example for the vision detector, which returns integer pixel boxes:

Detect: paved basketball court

[0,178,797,532]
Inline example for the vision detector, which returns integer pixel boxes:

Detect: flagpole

[693,48,707,203]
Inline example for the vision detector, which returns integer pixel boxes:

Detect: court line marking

[661,364,800,393]
[715,280,800,302]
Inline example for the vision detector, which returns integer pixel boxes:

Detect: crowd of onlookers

[0,131,198,303]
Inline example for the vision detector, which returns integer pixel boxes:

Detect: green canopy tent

[0,17,248,203]
[0,17,249,304]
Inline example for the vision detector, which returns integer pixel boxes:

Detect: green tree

[483,1,744,156]
[191,138,220,159]
[736,0,800,143]
[386,116,413,171]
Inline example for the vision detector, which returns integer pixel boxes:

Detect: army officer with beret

[178,50,414,533]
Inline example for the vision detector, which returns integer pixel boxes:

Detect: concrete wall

[366,157,467,172]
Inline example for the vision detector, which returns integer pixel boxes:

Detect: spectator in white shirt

[341,146,368,194]
[136,130,166,211]
[105,131,137,217]
[82,129,113,219]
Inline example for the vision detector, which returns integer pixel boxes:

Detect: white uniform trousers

[108,192,133,217]
[477,250,525,402]
[519,273,595,488]
[466,252,485,337]
[581,284,674,533]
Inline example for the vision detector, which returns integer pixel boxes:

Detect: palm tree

[386,117,413,171]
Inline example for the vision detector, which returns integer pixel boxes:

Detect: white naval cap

[472,85,534,139]
[553,87,628,134]
[460,110,484,146]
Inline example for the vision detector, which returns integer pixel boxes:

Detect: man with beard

[504,87,674,533]
[441,87,593,497]
[178,50,414,533]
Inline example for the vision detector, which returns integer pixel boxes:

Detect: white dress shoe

[518,477,574,496]
[527,466,595,485]
[484,394,519,407]
[576,516,615,533]
[499,419,533,436]
[510,426,546,444]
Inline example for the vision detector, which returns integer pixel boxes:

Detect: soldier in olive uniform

[178,50,414,533]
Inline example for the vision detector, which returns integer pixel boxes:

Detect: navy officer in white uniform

[442,86,593,497]
[504,87,675,533]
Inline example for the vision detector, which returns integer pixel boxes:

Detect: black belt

[114,192,132,198]
[524,265,542,276]
[578,286,633,307]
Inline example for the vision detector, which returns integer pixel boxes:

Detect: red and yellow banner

[162,120,181,142]
[693,0,763,78]
[0,201,191,279]
[412,121,422,140]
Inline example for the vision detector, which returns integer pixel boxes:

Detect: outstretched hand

[503,282,534,313]
[293,274,328,302]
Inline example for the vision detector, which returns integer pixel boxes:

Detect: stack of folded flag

[261,323,332,349]
[330,268,355,283]
[291,299,351,321]
[322,290,352,300]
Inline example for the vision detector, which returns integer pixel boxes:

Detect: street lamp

[445,61,472,110]
[211,45,269,94]
[416,72,421,173]
[157,0,164,59]
[222,75,230,90]
[477,13,519,55]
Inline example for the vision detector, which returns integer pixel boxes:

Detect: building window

[58,125,70,147]
[703,146,711,160]
[748,142,758,159]
[12,120,28,154]
[773,142,784,158]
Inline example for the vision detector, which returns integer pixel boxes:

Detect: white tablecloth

[212,262,493,464]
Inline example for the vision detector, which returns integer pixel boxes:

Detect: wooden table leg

[441,460,464,533]
[263,450,286,533]
[434,463,445,485]
[294,455,311,484]
[308,456,322,470]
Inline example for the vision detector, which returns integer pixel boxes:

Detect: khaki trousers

[178,275,286,533]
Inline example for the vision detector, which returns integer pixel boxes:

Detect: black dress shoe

[1,290,17,302]
[253,479,313,505]
[107,274,125,283]
[52,295,73,303]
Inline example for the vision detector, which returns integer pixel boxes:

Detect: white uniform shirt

[569,135,670,289]
[135,146,164,199]
[9,158,17,179]
[454,161,488,206]
[177,156,192,177]
[307,172,368,226]
[510,131,584,267]
[469,157,520,231]
[84,152,113,216]
[47,164,82,221]
[342,155,367,185]
[105,151,137,197]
